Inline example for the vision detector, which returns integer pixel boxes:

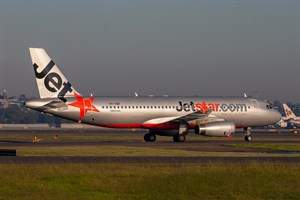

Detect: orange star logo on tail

[68,92,99,120]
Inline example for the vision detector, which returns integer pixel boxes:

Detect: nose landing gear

[244,127,252,141]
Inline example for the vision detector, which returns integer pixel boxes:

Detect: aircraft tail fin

[29,48,79,102]
[283,103,296,119]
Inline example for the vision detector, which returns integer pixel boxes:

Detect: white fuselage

[26,96,281,130]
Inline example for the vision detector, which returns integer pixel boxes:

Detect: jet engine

[194,121,235,137]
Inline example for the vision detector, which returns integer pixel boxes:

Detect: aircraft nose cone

[273,110,282,124]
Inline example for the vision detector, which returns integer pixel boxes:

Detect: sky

[0,0,299,103]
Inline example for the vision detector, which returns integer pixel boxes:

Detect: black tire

[173,136,177,142]
[173,135,185,142]
[245,135,252,142]
[149,134,156,142]
[144,134,156,142]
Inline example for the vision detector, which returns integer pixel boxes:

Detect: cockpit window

[266,104,273,109]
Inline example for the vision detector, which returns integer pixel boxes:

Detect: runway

[0,128,300,164]
[1,156,300,164]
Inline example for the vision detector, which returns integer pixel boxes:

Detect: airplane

[24,48,281,142]
[282,103,300,125]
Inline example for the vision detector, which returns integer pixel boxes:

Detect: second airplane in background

[25,48,281,142]
[282,103,300,126]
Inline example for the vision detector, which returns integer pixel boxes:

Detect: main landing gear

[144,133,156,142]
[173,122,188,142]
[173,134,186,142]
[143,132,186,142]
[143,133,186,142]
[244,127,252,141]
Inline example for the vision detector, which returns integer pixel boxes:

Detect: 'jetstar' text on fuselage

[176,101,248,113]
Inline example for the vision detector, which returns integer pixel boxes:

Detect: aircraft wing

[142,109,223,125]
[174,109,213,122]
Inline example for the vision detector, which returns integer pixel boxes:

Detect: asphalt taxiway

[0,128,299,164]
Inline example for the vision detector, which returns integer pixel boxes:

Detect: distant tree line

[273,100,300,116]
[0,94,72,126]
[0,104,72,126]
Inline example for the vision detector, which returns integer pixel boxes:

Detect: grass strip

[228,143,300,152]
[0,163,300,200]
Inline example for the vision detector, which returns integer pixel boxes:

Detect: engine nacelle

[194,121,235,137]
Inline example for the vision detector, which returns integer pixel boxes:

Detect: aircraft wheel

[173,135,186,142]
[245,135,252,142]
[144,133,156,142]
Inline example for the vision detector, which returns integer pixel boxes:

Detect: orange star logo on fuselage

[68,92,99,120]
